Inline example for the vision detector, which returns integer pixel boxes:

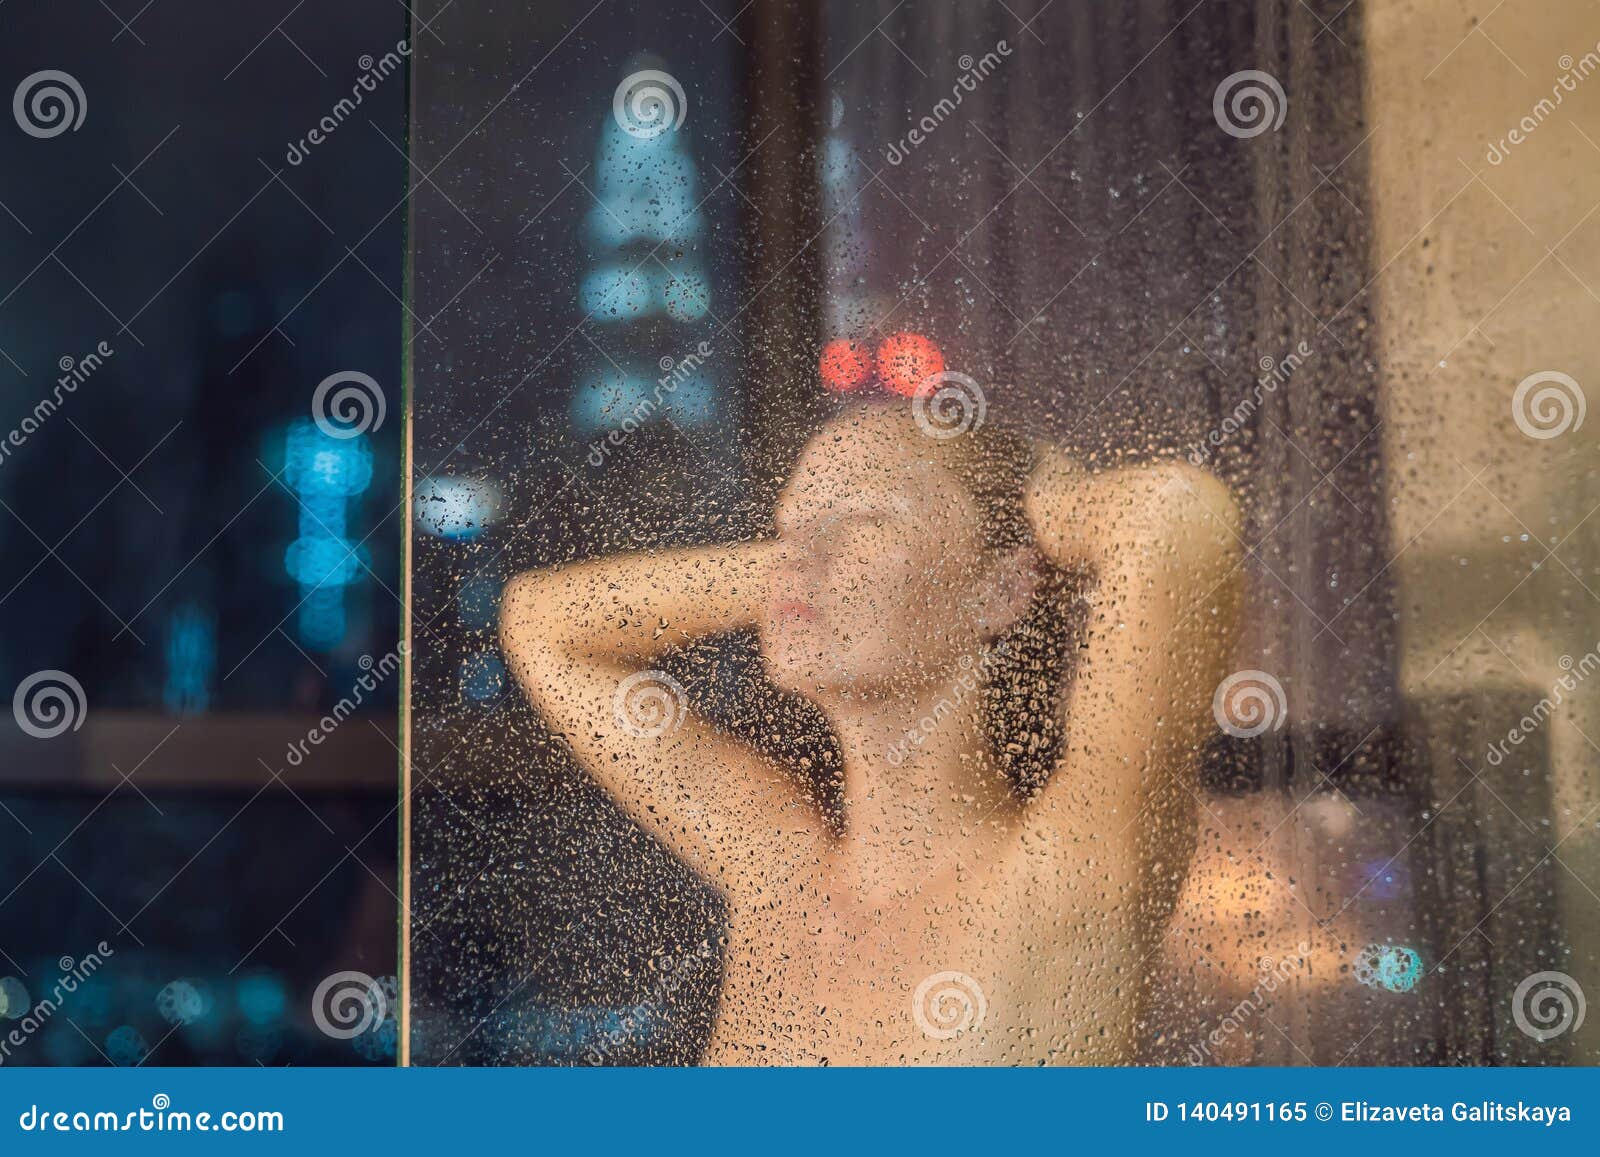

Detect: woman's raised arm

[499,541,827,894]
[1025,453,1245,938]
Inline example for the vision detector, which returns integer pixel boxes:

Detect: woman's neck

[822,674,1017,856]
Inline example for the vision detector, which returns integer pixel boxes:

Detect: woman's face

[761,415,993,698]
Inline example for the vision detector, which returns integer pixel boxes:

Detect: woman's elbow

[498,572,559,685]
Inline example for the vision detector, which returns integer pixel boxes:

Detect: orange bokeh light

[876,332,945,396]
[819,338,874,392]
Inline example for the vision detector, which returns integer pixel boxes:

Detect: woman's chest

[713,842,1096,1062]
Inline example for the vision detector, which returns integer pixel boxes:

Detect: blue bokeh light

[105,1024,150,1066]
[163,603,215,715]
[413,476,503,542]
[1354,943,1423,993]
[236,972,288,1026]
[282,419,373,650]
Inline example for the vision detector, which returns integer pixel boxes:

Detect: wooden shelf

[0,710,399,791]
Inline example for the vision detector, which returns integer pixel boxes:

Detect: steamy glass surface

[404,0,1600,1066]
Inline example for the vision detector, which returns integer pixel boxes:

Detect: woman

[500,399,1243,1064]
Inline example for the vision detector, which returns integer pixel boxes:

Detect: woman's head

[761,401,1042,699]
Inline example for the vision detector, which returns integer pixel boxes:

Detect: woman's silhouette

[501,399,1242,1063]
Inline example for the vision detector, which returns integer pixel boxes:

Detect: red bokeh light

[876,332,944,396]
[819,338,874,392]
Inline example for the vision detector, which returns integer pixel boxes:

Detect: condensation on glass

[401,0,1600,1066]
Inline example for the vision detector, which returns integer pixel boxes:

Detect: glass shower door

[402,0,1600,1067]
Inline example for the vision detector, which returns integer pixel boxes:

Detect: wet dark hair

[932,418,1080,796]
